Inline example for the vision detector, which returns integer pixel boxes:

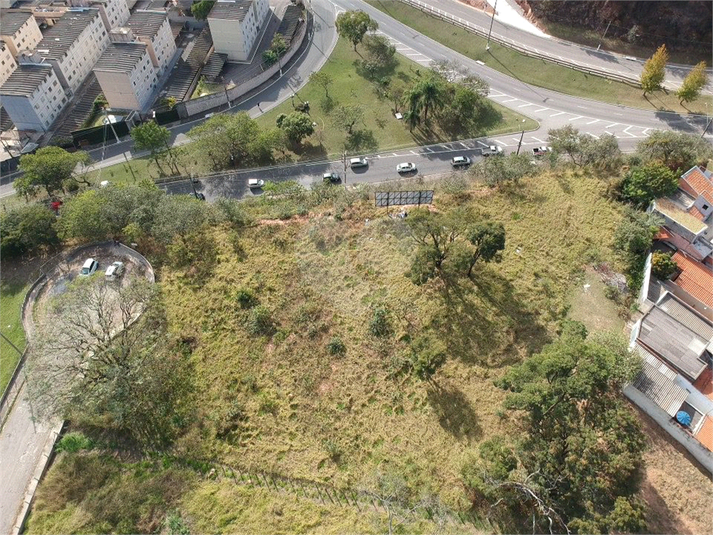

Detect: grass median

[366,0,712,115]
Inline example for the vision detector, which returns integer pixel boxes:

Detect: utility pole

[486,0,498,51]
[105,108,136,181]
[516,119,526,155]
[596,20,612,51]
[342,150,348,188]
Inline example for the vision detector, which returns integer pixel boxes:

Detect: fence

[397,0,642,87]
[176,17,309,119]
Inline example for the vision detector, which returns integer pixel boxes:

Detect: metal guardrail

[397,0,642,88]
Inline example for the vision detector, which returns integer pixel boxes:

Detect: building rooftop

[94,42,147,72]
[0,63,54,96]
[681,166,713,205]
[125,10,167,38]
[653,198,708,235]
[671,251,713,308]
[632,344,689,417]
[208,0,254,22]
[656,291,713,338]
[0,10,34,36]
[36,9,100,61]
[638,305,710,382]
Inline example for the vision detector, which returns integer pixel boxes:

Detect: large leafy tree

[675,61,707,105]
[331,105,365,135]
[191,0,215,20]
[309,72,333,97]
[640,44,668,95]
[276,112,314,145]
[462,324,647,533]
[470,152,535,187]
[636,130,713,171]
[407,78,446,123]
[362,34,396,68]
[131,121,173,174]
[547,125,622,171]
[0,204,59,257]
[15,147,91,199]
[619,162,678,207]
[335,11,378,51]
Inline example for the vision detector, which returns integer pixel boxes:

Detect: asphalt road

[417,0,713,93]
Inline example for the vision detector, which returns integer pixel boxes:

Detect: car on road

[248,179,265,188]
[323,172,340,183]
[80,258,98,277]
[481,145,503,157]
[451,156,471,167]
[396,162,417,174]
[532,146,551,157]
[350,157,368,169]
[105,261,125,281]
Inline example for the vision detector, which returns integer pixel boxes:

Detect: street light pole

[516,119,526,155]
[486,0,498,51]
[342,150,348,188]
[596,20,612,51]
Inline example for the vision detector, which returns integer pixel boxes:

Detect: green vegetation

[14,147,91,199]
[651,251,678,280]
[676,61,708,105]
[366,0,712,114]
[335,11,379,51]
[191,0,214,20]
[0,272,30,392]
[640,44,669,95]
[619,163,678,208]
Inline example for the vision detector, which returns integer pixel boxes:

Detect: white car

[248,179,265,188]
[396,162,417,174]
[482,145,503,157]
[105,261,125,281]
[323,172,340,183]
[532,146,551,157]
[349,157,368,169]
[80,258,98,277]
[451,156,471,167]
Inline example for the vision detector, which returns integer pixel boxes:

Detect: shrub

[55,432,94,453]
[247,305,275,335]
[651,251,678,280]
[369,306,392,337]
[235,288,258,309]
[327,336,346,356]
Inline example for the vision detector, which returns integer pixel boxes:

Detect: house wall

[0,46,17,86]
[92,0,131,29]
[138,16,176,73]
[1,69,68,131]
[209,0,269,62]
[624,385,713,474]
[1,15,43,57]
[95,51,157,110]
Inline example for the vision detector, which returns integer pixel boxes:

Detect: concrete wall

[176,19,306,118]
[0,46,17,86]
[624,385,713,474]
[94,69,141,110]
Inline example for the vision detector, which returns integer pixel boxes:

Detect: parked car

[80,258,99,276]
[349,157,368,169]
[481,145,503,157]
[532,146,551,157]
[323,172,340,183]
[451,156,472,167]
[105,261,125,281]
[396,162,417,174]
[194,192,206,201]
[248,178,265,188]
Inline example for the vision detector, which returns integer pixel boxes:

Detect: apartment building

[0,42,17,86]
[207,0,270,62]
[35,8,109,94]
[71,0,130,29]
[93,42,157,110]
[0,10,43,57]
[124,10,176,74]
[0,63,68,131]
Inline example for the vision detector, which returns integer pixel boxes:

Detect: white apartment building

[93,42,157,110]
[71,0,130,29]
[124,10,176,74]
[35,8,109,94]
[0,10,44,57]
[0,42,17,86]
[207,0,270,62]
[0,63,69,131]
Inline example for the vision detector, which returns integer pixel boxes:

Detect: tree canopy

[675,61,707,105]
[276,112,314,145]
[15,147,91,199]
[335,11,378,51]
[463,324,647,533]
[131,121,174,174]
[619,162,679,207]
[547,125,622,172]
[635,130,713,171]
[640,44,668,95]
[191,0,215,20]
[0,204,59,257]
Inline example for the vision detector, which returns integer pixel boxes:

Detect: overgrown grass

[0,264,32,393]
[254,37,537,160]
[366,0,713,115]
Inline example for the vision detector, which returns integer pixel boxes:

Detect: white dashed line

[531,137,545,143]
[459,142,468,149]
[533,108,549,113]
[518,103,534,108]
[586,132,600,139]
[494,140,508,146]
[550,112,565,117]
[605,123,619,128]
[477,141,489,148]
[586,119,600,125]
[568,115,583,121]
[502,98,518,103]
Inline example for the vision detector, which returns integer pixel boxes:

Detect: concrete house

[207,0,270,62]
[93,41,157,110]
[0,63,68,131]
[0,10,44,57]
[124,10,176,74]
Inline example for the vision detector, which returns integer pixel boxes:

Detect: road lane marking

[605,123,619,128]
[549,112,565,117]
[518,103,534,108]
[622,126,638,137]
[459,142,468,148]
[532,137,545,143]
[502,98,518,103]
[533,107,549,113]
[586,119,600,125]
[586,132,600,139]
[568,115,583,121]
[494,140,507,146]
[477,141,489,147]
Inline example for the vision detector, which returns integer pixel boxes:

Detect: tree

[470,153,535,187]
[547,125,622,171]
[614,209,662,259]
[640,44,668,95]
[651,251,678,279]
[636,130,713,171]
[28,278,193,448]
[331,105,365,135]
[131,121,173,174]
[465,222,505,277]
[619,163,678,207]
[335,11,378,51]
[191,0,215,20]
[309,71,333,97]
[15,147,91,199]
[362,34,396,67]
[676,61,707,105]
[0,204,59,257]
[409,333,446,381]
[463,326,647,533]
[407,78,446,123]
[276,111,314,145]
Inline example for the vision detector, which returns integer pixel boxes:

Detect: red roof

[680,167,713,205]
[696,416,713,452]
[672,251,713,307]
[655,229,672,240]
[689,206,706,221]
